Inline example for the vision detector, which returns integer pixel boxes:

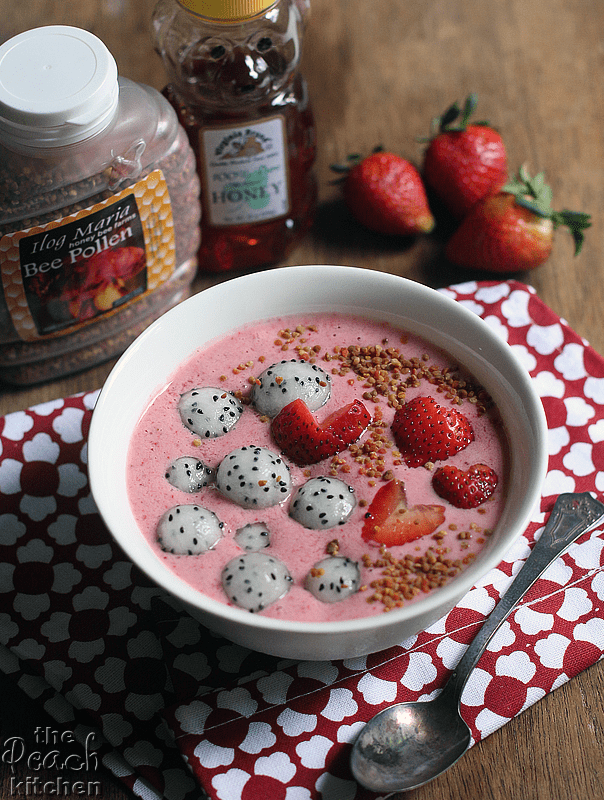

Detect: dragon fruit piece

[235,522,271,551]
[251,359,331,417]
[289,476,356,529]
[178,387,243,438]
[157,504,223,554]
[217,445,292,508]
[221,552,293,612]
[165,456,215,493]
[305,556,361,603]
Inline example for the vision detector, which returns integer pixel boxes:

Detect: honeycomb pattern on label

[0,169,176,341]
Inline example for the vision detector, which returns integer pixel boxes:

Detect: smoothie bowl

[89,265,548,660]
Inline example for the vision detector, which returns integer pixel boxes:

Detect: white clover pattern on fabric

[2,281,604,800]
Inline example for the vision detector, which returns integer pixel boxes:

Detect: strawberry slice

[432,463,498,509]
[362,479,445,546]
[392,396,474,467]
[322,398,372,443]
[271,398,370,465]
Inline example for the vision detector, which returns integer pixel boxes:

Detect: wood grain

[2,1,604,798]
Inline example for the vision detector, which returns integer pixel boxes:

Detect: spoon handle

[445,492,604,706]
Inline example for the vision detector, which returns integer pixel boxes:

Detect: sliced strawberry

[271,398,370,465]
[362,479,445,546]
[432,463,498,509]
[323,398,372,444]
[392,396,474,467]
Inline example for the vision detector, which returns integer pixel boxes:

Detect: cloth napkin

[2,279,604,800]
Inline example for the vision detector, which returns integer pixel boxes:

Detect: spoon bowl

[351,683,470,792]
[351,492,604,793]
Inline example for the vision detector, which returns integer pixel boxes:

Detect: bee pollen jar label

[200,116,290,227]
[0,170,175,341]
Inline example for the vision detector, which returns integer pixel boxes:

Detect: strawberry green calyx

[419,93,490,141]
[502,166,592,255]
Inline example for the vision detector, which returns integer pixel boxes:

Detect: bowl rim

[89,265,549,637]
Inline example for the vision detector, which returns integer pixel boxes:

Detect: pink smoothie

[127,313,509,622]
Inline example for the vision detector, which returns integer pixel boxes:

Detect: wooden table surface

[2,1,604,798]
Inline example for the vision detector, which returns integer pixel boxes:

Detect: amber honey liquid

[153,0,317,274]
[165,78,317,273]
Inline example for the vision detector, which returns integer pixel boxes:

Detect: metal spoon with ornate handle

[351,492,604,794]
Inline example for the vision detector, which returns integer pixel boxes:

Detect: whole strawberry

[333,149,435,236]
[445,166,591,272]
[422,94,508,219]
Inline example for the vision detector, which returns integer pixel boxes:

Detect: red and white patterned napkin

[2,280,604,800]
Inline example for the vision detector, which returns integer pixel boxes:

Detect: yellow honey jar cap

[176,0,278,20]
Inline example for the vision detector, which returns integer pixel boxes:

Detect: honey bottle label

[0,170,175,341]
[199,115,291,227]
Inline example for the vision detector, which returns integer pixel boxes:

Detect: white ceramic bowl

[89,265,548,660]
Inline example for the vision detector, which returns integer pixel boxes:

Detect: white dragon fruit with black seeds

[216,446,292,508]
[235,522,271,551]
[165,456,215,493]
[251,360,331,417]
[305,556,361,603]
[157,505,223,554]
[221,552,292,612]
[289,476,356,529]
[178,387,243,438]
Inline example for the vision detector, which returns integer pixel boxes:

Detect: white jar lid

[0,25,119,148]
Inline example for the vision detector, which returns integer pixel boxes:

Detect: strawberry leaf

[552,210,592,254]
[502,166,592,253]
[419,93,491,141]
[501,166,553,215]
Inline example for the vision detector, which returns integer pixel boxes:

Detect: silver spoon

[351,492,604,794]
